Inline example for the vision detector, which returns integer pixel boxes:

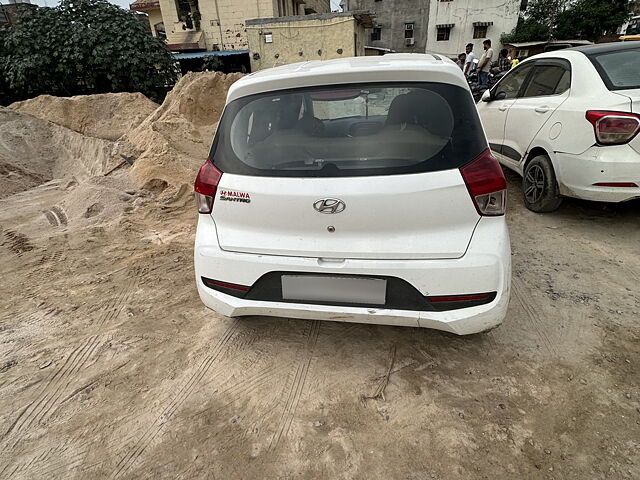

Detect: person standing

[477,39,494,86]
[456,52,467,70]
[463,43,476,77]
[498,48,511,72]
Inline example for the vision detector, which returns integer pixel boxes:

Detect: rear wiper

[272,158,328,169]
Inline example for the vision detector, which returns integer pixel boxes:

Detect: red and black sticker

[219,190,251,203]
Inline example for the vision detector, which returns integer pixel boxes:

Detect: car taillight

[426,292,497,311]
[586,110,640,145]
[194,160,223,214]
[460,148,507,216]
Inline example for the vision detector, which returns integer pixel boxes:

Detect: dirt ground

[1,81,639,479]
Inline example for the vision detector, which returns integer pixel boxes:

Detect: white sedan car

[194,54,511,335]
[478,42,640,212]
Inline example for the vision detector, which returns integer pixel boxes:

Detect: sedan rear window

[210,82,486,177]
[590,48,640,90]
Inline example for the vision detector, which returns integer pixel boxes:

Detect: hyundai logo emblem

[313,198,346,214]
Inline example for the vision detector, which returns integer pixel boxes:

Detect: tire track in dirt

[0,229,35,257]
[512,277,559,357]
[0,304,59,351]
[587,241,640,284]
[2,439,92,480]
[43,210,59,227]
[1,267,142,447]
[133,361,291,473]
[268,319,321,452]
[2,335,104,441]
[97,267,141,327]
[109,320,241,479]
[215,365,288,410]
[50,206,68,226]
[183,362,292,426]
[42,206,68,227]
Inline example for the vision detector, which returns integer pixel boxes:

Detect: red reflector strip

[592,182,638,188]
[428,293,491,303]
[203,278,249,292]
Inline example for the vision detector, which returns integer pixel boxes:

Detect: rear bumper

[555,145,640,202]
[194,216,511,335]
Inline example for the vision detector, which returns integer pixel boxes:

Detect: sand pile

[0,107,118,199]
[121,71,243,192]
[58,174,137,227]
[2,71,242,223]
[10,92,159,141]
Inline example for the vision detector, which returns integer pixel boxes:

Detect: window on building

[404,23,414,39]
[154,22,167,40]
[473,25,487,39]
[371,27,382,42]
[175,0,191,18]
[436,26,451,41]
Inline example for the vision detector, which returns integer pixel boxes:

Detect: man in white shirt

[463,43,476,77]
[477,39,495,86]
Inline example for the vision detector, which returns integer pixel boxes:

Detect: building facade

[345,0,429,53]
[342,0,521,58]
[246,12,373,70]
[425,0,520,57]
[130,0,331,52]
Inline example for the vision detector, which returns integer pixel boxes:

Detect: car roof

[226,54,469,102]
[569,41,640,56]
[516,41,638,66]
[516,49,586,64]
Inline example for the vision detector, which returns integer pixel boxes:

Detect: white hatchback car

[194,54,511,335]
[478,42,640,212]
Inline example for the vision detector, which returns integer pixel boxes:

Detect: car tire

[522,155,563,213]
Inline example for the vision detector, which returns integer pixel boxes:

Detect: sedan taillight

[194,160,223,214]
[586,110,640,145]
[460,149,507,216]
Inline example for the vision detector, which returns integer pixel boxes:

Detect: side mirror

[481,89,492,102]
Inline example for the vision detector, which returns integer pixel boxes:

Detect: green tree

[502,0,567,43]
[556,0,631,41]
[0,0,178,102]
[502,0,631,43]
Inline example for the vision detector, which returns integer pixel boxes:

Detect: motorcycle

[468,70,507,103]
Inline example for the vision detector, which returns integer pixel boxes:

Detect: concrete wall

[347,0,429,53]
[147,8,164,37]
[158,0,179,25]
[196,0,278,51]
[247,16,364,71]
[425,0,520,58]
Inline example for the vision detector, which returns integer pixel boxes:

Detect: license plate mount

[281,275,387,305]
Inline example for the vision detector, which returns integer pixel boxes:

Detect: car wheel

[522,155,563,213]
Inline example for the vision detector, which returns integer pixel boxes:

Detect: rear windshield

[589,48,640,90]
[210,82,486,177]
